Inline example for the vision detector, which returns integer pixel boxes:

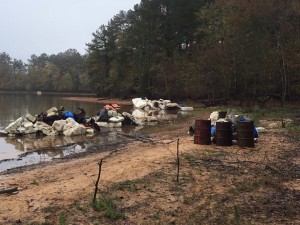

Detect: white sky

[0,0,140,62]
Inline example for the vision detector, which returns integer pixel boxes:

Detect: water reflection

[0,152,52,172]
[0,131,125,172]
[5,135,86,152]
[0,143,87,172]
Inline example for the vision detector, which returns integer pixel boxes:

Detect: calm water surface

[0,93,192,172]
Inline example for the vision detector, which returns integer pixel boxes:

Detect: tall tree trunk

[280,46,287,106]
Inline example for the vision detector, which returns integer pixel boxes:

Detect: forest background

[0,0,299,107]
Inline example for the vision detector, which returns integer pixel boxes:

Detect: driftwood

[0,186,18,194]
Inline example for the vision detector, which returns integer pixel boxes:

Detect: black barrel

[218,111,227,119]
[216,121,232,146]
[237,121,254,147]
[194,119,211,145]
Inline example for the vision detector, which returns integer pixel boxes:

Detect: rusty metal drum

[194,119,211,145]
[237,120,254,147]
[216,121,232,146]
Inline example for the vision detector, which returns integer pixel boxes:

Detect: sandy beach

[0,102,299,224]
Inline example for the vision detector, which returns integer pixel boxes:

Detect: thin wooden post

[176,138,180,182]
[93,159,103,203]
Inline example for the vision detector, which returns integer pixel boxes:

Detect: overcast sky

[0,0,140,62]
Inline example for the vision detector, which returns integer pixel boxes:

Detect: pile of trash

[129,97,193,124]
[3,110,95,137]
[132,97,193,111]
[95,98,194,127]
[1,97,194,137]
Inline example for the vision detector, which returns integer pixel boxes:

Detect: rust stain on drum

[194,119,211,145]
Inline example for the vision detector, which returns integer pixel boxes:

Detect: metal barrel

[194,119,211,145]
[218,111,227,119]
[237,120,254,147]
[216,121,232,146]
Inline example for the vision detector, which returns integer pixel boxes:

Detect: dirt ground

[0,104,299,225]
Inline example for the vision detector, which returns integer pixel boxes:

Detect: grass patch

[182,152,199,161]
[42,205,61,214]
[92,195,125,220]
[230,204,241,225]
[112,179,141,192]
[286,124,300,140]
[31,179,39,186]
[58,211,67,225]
[58,212,68,225]
[28,222,52,225]
[283,201,292,217]
[232,178,263,193]
[183,193,202,205]
[249,105,297,121]
[74,201,88,213]
[112,171,168,192]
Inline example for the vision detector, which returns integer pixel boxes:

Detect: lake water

[0,93,126,172]
[0,93,192,172]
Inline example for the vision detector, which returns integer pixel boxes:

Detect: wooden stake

[93,159,103,203]
[177,138,180,182]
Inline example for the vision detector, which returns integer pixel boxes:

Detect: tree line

[0,49,88,92]
[1,0,299,106]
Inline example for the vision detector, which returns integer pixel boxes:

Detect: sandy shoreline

[0,96,190,223]
[0,125,190,223]
[0,102,299,224]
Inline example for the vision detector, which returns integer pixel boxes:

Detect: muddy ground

[0,103,299,225]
